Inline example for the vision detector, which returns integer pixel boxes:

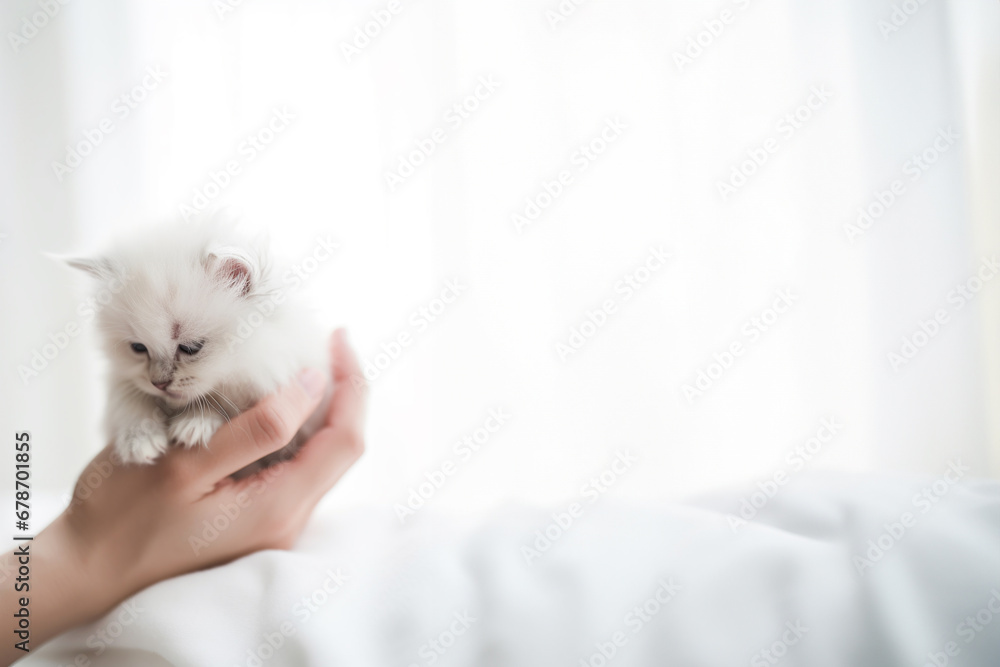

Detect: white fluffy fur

[68,221,329,466]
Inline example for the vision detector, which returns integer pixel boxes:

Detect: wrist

[28,515,122,647]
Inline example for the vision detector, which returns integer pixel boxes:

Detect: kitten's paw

[115,419,169,465]
[169,412,224,449]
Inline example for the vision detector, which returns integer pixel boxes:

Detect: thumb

[185,368,328,480]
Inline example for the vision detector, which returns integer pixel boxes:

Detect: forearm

[0,516,117,665]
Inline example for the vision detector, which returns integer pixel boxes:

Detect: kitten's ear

[54,255,116,279]
[205,247,257,297]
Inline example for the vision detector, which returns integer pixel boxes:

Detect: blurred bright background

[1,0,998,525]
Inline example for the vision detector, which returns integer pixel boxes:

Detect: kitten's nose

[152,379,171,391]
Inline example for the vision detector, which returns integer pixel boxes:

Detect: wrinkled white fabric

[23,473,1000,666]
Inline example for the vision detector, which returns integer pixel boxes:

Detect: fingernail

[297,368,326,398]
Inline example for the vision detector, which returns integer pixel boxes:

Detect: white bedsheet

[22,472,1000,666]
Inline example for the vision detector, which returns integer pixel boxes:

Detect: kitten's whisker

[210,390,241,419]
[204,393,231,424]
[209,390,252,441]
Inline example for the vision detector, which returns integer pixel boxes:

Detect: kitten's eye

[178,341,204,355]
[130,343,147,354]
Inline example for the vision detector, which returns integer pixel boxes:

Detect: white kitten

[66,221,331,474]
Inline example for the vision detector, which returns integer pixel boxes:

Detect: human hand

[2,328,366,664]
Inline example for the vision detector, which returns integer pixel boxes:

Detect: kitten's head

[67,227,270,408]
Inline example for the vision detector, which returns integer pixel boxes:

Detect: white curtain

[1,0,997,522]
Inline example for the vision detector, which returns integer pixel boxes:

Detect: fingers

[277,424,364,505]
[277,329,368,498]
[180,367,328,482]
[327,328,368,431]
